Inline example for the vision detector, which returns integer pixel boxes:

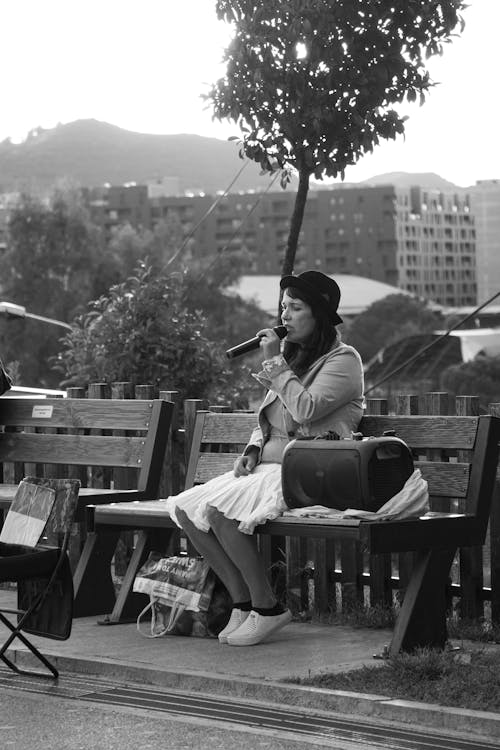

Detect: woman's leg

[176,509,250,604]
[206,507,276,609]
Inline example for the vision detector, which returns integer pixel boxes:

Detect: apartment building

[395,186,476,306]
[471,180,500,305]
[82,181,479,307]
[82,184,151,240]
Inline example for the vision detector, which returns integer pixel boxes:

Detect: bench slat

[359,415,478,450]
[193,453,471,498]
[0,433,146,467]
[416,460,469,498]
[198,414,480,451]
[0,398,157,430]
[194,453,244,484]
[200,413,258,443]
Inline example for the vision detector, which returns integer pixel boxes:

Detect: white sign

[32,405,53,419]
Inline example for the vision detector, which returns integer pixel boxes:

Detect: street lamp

[0,301,73,331]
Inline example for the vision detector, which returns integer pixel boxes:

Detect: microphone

[225,325,288,359]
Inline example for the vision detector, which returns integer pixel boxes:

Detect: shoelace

[242,612,258,631]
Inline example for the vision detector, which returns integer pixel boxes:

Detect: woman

[165,270,364,646]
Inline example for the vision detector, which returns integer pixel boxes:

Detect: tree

[344,294,443,362]
[181,251,269,346]
[440,356,500,411]
[53,262,265,406]
[0,189,117,387]
[108,214,186,278]
[209,0,466,278]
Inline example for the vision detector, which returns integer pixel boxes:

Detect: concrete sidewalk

[2,589,500,744]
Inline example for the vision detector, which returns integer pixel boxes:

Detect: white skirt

[163,463,287,535]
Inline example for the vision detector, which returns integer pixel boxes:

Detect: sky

[1,0,498,188]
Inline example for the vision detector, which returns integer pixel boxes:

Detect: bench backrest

[0,398,173,496]
[185,410,500,535]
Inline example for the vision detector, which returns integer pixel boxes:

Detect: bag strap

[136,594,188,638]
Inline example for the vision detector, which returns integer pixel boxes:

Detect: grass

[284,603,500,712]
[447,616,500,644]
[287,646,500,712]
[321,602,396,630]
[309,601,500,643]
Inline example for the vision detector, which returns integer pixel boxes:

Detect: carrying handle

[136,596,187,638]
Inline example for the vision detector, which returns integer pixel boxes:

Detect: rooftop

[230,274,411,317]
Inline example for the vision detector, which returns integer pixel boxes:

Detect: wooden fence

[3,382,500,625]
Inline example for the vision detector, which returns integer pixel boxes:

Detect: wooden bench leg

[389,547,456,655]
[73,530,121,617]
[97,528,176,625]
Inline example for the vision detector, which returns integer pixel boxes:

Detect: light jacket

[246,342,364,459]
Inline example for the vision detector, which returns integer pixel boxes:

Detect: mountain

[0,119,461,195]
[0,119,277,195]
[358,171,462,191]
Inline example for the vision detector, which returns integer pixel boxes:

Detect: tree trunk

[276,168,310,321]
[281,168,310,278]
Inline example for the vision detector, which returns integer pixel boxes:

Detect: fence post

[134,384,156,400]
[159,390,181,497]
[66,387,86,399]
[365,398,388,416]
[365,398,392,608]
[488,402,500,625]
[110,382,135,579]
[423,391,450,416]
[394,394,419,416]
[88,383,111,400]
[183,399,210,468]
[394,393,419,605]
[111,382,133,400]
[456,395,484,621]
[423,392,450,513]
[65,386,87,570]
[87,383,111,491]
[313,537,336,619]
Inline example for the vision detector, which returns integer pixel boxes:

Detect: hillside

[0,120,276,195]
[0,119,461,195]
[358,171,461,191]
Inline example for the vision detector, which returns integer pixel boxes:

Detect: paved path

[1,589,500,746]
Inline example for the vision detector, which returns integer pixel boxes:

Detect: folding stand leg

[0,612,58,679]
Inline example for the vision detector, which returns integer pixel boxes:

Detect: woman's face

[281,290,316,345]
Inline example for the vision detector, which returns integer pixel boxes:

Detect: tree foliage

[107,215,186,277]
[181,251,269,345]
[0,190,116,387]
[53,262,268,405]
[440,356,500,411]
[53,263,223,400]
[344,293,443,362]
[209,0,466,275]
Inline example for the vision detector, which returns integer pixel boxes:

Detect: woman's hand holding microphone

[256,327,283,360]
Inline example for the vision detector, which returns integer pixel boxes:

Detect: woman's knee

[206,505,227,530]
[176,508,193,531]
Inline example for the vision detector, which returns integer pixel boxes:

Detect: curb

[12,649,500,743]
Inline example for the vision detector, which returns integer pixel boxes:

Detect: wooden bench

[82,409,500,654]
[0,396,174,616]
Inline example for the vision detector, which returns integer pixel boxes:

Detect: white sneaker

[218,608,250,643]
[226,609,292,646]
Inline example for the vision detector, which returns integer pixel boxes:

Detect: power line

[165,160,249,269]
[186,170,282,289]
[365,289,500,394]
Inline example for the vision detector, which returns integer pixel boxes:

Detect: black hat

[280,270,343,325]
